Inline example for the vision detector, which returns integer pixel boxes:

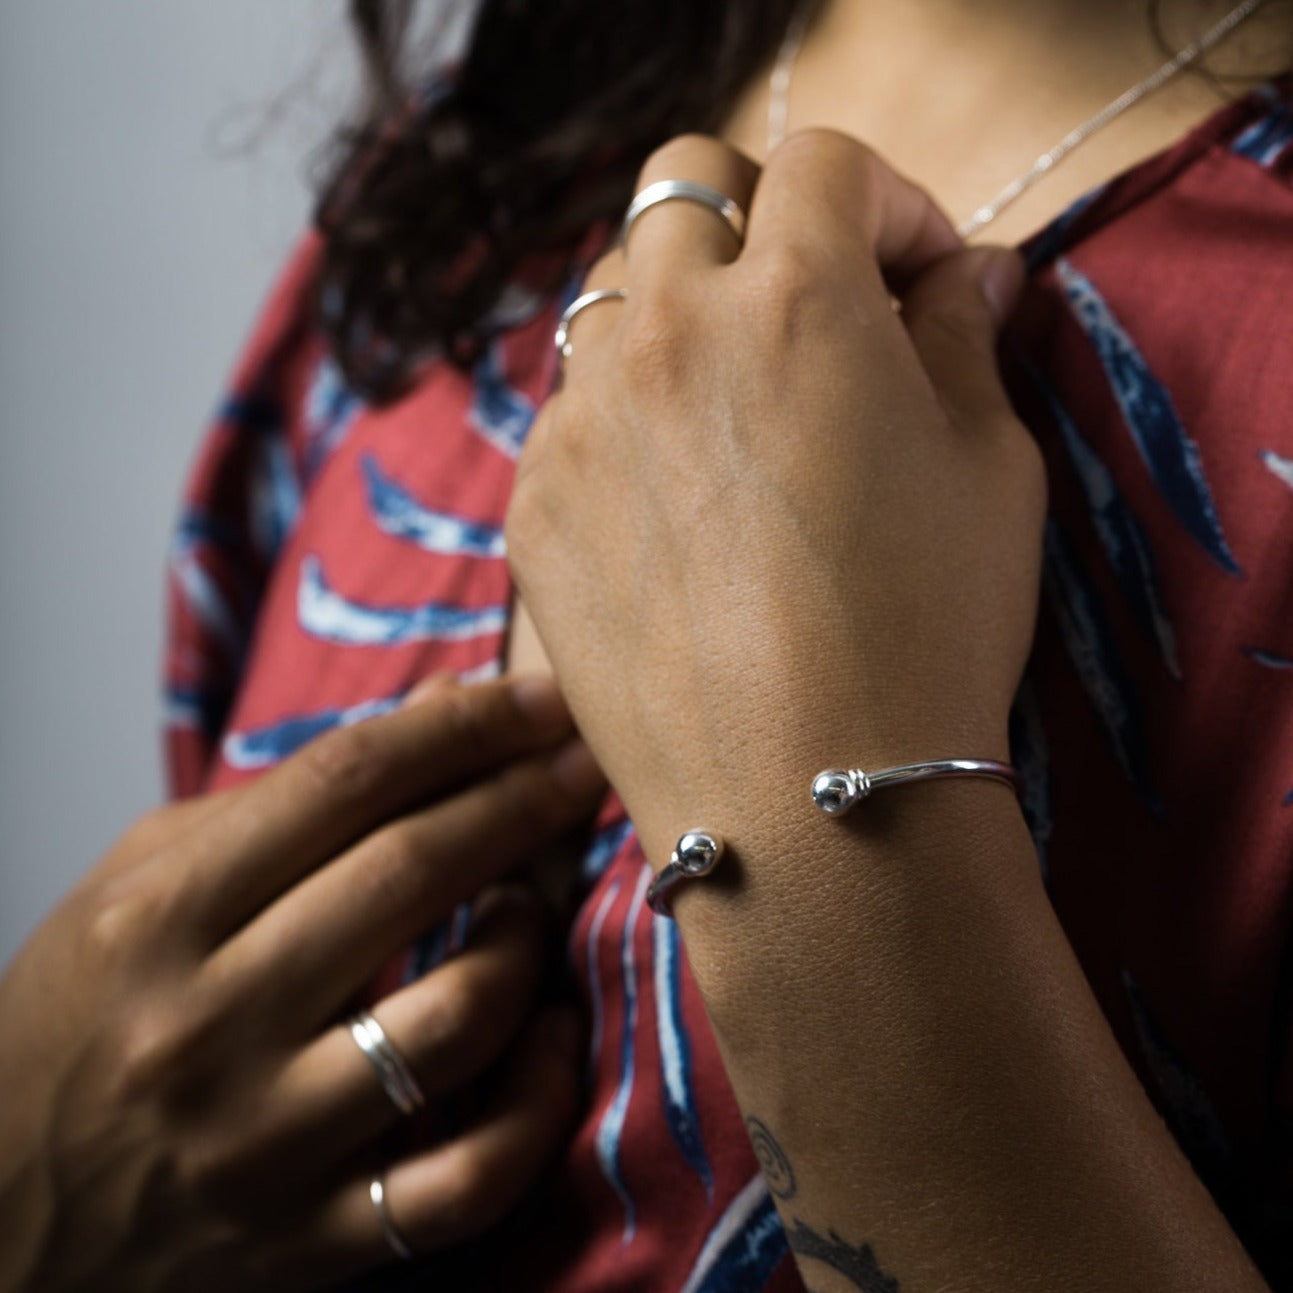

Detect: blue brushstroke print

[164,684,229,743]
[250,434,302,563]
[303,356,364,481]
[361,454,507,558]
[1243,646,1293,670]
[582,817,634,884]
[170,531,245,661]
[1260,450,1293,493]
[679,1174,787,1293]
[1056,258,1242,576]
[219,395,301,563]
[1023,185,1105,272]
[1043,520,1163,814]
[1026,365,1181,678]
[223,694,399,770]
[470,337,537,460]
[594,865,651,1243]
[1232,87,1293,166]
[405,901,475,984]
[297,555,508,647]
[653,914,713,1196]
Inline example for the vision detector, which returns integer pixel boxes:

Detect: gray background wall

[0,0,357,963]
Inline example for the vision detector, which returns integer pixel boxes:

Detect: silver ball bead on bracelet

[810,769,871,816]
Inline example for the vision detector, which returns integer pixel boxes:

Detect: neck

[722,0,1290,245]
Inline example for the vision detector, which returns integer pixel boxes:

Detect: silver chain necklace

[768,0,1268,238]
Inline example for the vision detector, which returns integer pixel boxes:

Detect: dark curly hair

[315,0,1291,401]
[314,0,816,399]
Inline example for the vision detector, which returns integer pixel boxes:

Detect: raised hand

[507,131,1043,866]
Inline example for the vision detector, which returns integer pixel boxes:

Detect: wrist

[660,773,1040,1040]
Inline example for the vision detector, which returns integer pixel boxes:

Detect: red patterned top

[165,79,1293,1288]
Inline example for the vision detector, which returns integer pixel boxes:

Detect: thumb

[900,245,1025,430]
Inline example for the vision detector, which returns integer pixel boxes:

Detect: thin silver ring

[370,1176,415,1262]
[554,287,628,361]
[622,179,747,249]
[347,1009,426,1117]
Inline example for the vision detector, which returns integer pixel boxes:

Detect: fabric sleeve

[162,232,327,797]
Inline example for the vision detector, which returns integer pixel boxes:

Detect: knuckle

[742,244,834,344]
[619,292,695,390]
[297,722,385,804]
[111,1001,191,1104]
[436,683,498,757]
[472,883,546,947]
[505,759,576,834]
[638,132,714,186]
[583,247,626,292]
[777,127,878,180]
[350,824,429,912]
[435,1143,509,1238]
[420,973,478,1051]
[84,877,167,968]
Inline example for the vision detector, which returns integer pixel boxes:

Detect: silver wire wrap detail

[347,1009,426,1117]
[622,180,747,249]
[370,1175,415,1262]
[554,287,628,361]
[811,759,1023,817]
[647,830,725,917]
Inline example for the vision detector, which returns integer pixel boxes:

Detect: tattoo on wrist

[746,1114,899,1291]
[745,1115,797,1200]
[787,1220,900,1292]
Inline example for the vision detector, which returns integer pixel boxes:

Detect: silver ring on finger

[347,1009,426,1117]
[622,179,747,250]
[370,1175,415,1262]
[554,287,628,362]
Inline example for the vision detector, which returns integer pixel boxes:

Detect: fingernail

[547,738,605,798]
[511,674,569,728]
[977,248,1025,327]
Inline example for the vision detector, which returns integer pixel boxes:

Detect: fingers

[557,248,630,384]
[182,675,578,939]
[621,134,761,274]
[210,735,605,1024]
[555,136,760,381]
[900,245,1026,430]
[262,887,550,1171]
[747,129,960,289]
[289,1004,583,1282]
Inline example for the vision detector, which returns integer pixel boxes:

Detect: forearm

[667,782,1267,1293]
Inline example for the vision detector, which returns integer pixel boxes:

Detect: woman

[2,0,1291,1287]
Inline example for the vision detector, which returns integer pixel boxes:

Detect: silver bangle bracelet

[811,758,1022,816]
[648,758,1021,918]
[646,831,724,916]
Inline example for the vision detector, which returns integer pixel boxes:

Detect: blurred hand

[0,674,605,1291]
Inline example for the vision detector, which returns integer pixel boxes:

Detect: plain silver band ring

[554,287,628,361]
[347,1010,426,1117]
[622,179,747,249]
[370,1176,415,1262]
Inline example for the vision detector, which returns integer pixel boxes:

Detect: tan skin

[1,0,1286,1287]
[506,0,1289,1289]
[0,675,605,1290]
